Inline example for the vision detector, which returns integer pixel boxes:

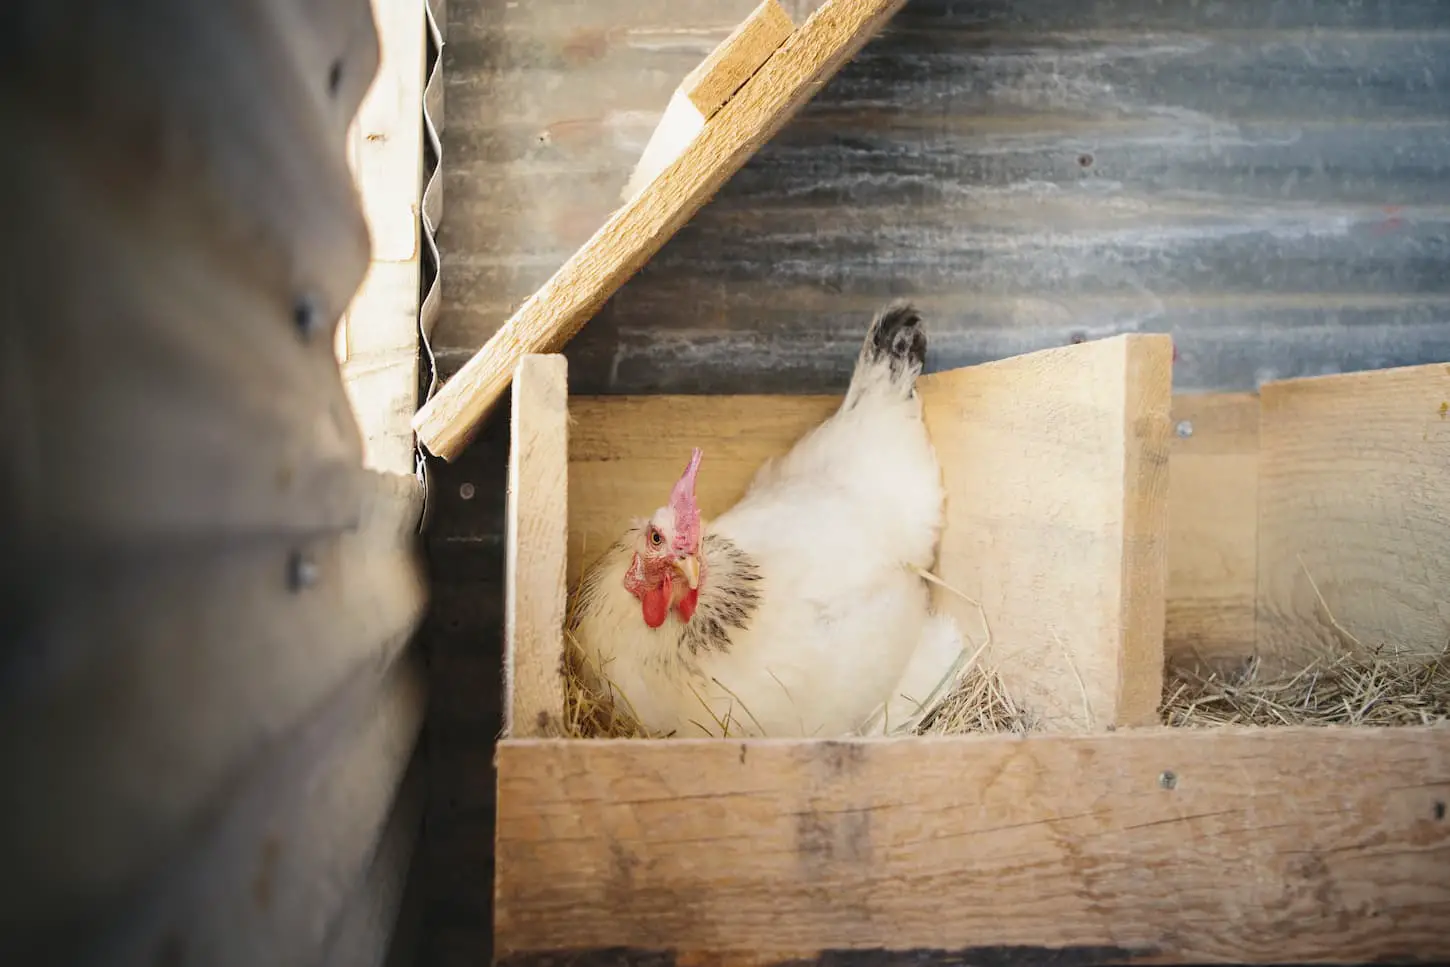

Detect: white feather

[572,304,963,738]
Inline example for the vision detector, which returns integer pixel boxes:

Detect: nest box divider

[410,0,911,461]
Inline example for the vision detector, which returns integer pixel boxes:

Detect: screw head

[459,482,476,500]
[1158,770,1178,790]
[293,296,321,340]
[1175,420,1194,439]
[287,550,318,591]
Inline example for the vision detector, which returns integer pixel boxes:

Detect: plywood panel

[495,728,1450,964]
[1256,362,1450,674]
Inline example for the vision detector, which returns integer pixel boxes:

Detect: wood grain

[623,0,797,200]
[338,0,428,475]
[1165,392,1260,670]
[494,727,1450,963]
[1256,361,1450,675]
[682,0,796,118]
[918,334,1174,731]
[410,0,909,460]
[505,355,571,736]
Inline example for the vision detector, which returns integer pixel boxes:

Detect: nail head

[1158,770,1178,790]
[1175,420,1194,439]
[294,296,321,339]
[287,551,318,591]
[459,482,476,500]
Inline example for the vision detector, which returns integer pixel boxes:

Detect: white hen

[569,302,963,738]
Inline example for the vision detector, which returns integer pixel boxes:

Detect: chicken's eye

[648,528,663,547]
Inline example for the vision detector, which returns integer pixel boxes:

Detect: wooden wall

[422,0,1450,964]
[0,2,430,965]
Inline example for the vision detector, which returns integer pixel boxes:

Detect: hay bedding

[561,566,1450,739]
[563,637,1450,739]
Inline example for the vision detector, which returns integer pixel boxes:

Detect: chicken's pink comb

[668,447,703,550]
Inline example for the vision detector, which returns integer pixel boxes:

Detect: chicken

[568,301,963,738]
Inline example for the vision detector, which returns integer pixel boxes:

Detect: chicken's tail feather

[845,300,926,408]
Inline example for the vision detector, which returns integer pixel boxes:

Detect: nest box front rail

[410,0,910,461]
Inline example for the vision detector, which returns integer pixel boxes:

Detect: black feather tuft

[867,299,927,372]
[678,534,761,656]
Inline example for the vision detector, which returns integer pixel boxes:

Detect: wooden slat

[1165,392,1260,669]
[495,728,1450,964]
[623,0,796,200]
[505,355,571,736]
[339,0,428,475]
[88,656,426,967]
[1256,361,1450,674]
[681,0,796,118]
[918,334,1174,731]
[0,472,426,959]
[410,0,909,460]
[319,746,426,967]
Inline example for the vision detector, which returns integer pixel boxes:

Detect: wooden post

[504,355,571,737]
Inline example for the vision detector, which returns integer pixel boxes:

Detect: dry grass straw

[559,550,1448,737]
[1162,647,1450,728]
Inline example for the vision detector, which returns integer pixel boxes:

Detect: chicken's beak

[673,553,700,590]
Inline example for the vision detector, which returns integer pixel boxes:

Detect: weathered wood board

[1256,362,1450,675]
[919,334,1172,731]
[504,356,570,737]
[494,728,1450,964]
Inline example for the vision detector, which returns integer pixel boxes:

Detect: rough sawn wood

[494,728,1450,964]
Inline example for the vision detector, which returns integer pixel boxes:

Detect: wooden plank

[1256,362,1450,675]
[410,0,910,461]
[2,472,426,960]
[338,0,428,475]
[505,355,571,736]
[494,728,1450,964]
[89,657,426,967]
[623,0,796,199]
[682,0,796,118]
[917,334,1174,731]
[1165,392,1260,670]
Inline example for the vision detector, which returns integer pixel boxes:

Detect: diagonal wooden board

[411,0,911,461]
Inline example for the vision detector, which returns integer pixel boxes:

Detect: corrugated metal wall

[0,2,429,965]
[422,0,1450,963]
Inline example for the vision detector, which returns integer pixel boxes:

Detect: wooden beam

[1166,392,1260,670]
[918,334,1174,731]
[494,728,1450,963]
[1256,361,1450,675]
[504,355,571,737]
[623,0,796,199]
[410,0,910,461]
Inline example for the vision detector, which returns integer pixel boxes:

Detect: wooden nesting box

[494,339,1450,965]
